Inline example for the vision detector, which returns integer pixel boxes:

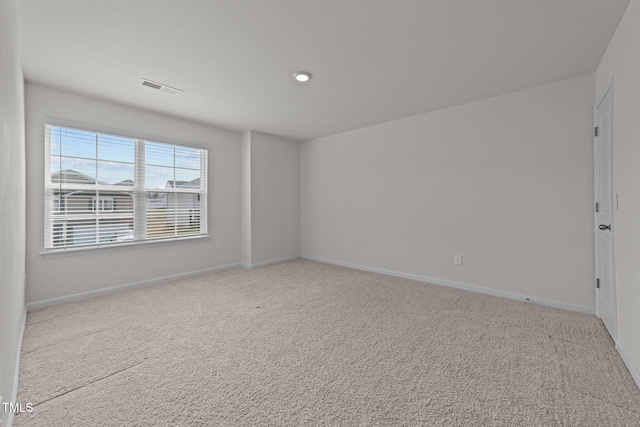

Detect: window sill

[41,234,210,258]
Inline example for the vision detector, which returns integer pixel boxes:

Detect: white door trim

[594,76,618,341]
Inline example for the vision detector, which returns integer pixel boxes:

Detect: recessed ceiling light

[293,71,312,82]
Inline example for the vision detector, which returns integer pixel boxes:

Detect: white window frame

[43,121,209,254]
[90,196,114,212]
[53,195,66,213]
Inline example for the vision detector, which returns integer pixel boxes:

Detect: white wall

[25,84,241,305]
[249,131,300,265]
[0,0,26,424]
[301,74,595,310]
[596,0,640,386]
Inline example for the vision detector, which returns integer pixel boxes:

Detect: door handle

[599,224,611,231]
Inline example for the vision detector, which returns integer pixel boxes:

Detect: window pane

[60,128,97,159]
[52,222,67,247]
[105,194,132,214]
[49,190,133,247]
[50,155,63,177]
[145,191,167,209]
[175,168,200,188]
[98,218,134,243]
[175,192,201,236]
[145,165,174,189]
[97,161,134,186]
[146,192,172,239]
[145,141,174,167]
[55,158,97,184]
[56,190,93,215]
[175,146,201,169]
[65,219,98,246]
[98,133,135,163]
[50,127,62,156]
[145,191,201,239]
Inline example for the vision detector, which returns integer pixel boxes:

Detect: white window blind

[44,124,208,251]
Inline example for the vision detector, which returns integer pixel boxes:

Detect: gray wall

[596,0,640,386]
[0,0,26,424]
[301,74,595,311]
[25,84,241,305]
[250,131,300,265]
[240,131,300,267]
[240,131,252,266]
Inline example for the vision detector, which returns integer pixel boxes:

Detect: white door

[594,81,617,341]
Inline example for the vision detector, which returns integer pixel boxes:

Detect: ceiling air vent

[141,78,183,95]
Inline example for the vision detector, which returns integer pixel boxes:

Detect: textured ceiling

[20,0,630,141]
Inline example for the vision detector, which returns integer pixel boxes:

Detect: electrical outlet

[317,238,322,246]
[454,254,463,266]
[216,244,222,253]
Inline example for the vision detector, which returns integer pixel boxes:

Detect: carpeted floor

[14,259,640,426]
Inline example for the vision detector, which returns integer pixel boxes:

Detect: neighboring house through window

[44,124,208,251]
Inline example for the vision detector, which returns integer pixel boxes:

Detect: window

[53,195,66,213]
[90,197,114,212]
[44,124,208,251]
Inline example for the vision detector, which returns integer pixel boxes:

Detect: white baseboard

[246,255,300,269]
[27,262,241,310]
[301,254,595,315]
[616,343,640,390]
[5,308,27,427]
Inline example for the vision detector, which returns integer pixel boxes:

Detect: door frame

[594,76,618,341]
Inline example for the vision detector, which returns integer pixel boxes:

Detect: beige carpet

[14,259,640,426]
